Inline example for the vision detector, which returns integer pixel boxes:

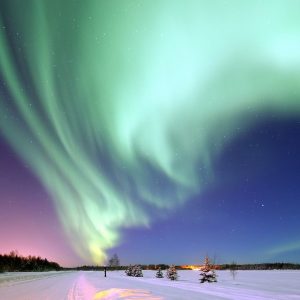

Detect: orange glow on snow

[94,288,163,299]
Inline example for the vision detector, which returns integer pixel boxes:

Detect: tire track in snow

[67,272,97,300]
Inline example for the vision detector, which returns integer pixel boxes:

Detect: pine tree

[155,267,164,278]
[125,264,133,276]
[199,256,217,283]
[166,265,178,280]
[132,264,143,277]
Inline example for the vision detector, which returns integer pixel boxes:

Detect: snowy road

[0,270,300,300]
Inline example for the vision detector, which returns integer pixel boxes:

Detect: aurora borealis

[0,0,300,266]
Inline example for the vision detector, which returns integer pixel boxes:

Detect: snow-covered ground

[0,270,299,300]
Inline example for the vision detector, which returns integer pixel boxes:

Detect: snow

[0,270,300,299]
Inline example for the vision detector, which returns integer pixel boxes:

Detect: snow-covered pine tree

[199,256,217,283]
[155,267,164,278]
[166,265,178,280]
[125,265,133,276]
[132,264,143,277]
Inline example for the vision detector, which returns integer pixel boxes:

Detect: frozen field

[0,270,299,300]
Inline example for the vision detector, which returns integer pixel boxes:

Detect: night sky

[0,1,300,267]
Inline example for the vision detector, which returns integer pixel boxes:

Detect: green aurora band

[1,0,300,263]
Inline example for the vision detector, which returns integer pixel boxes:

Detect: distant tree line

[69,265,110,271]
[2,250,299,273]
[65,263,300,272]
[220,263,300,270]
[70,264,171,271]
[0,251,61,272]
